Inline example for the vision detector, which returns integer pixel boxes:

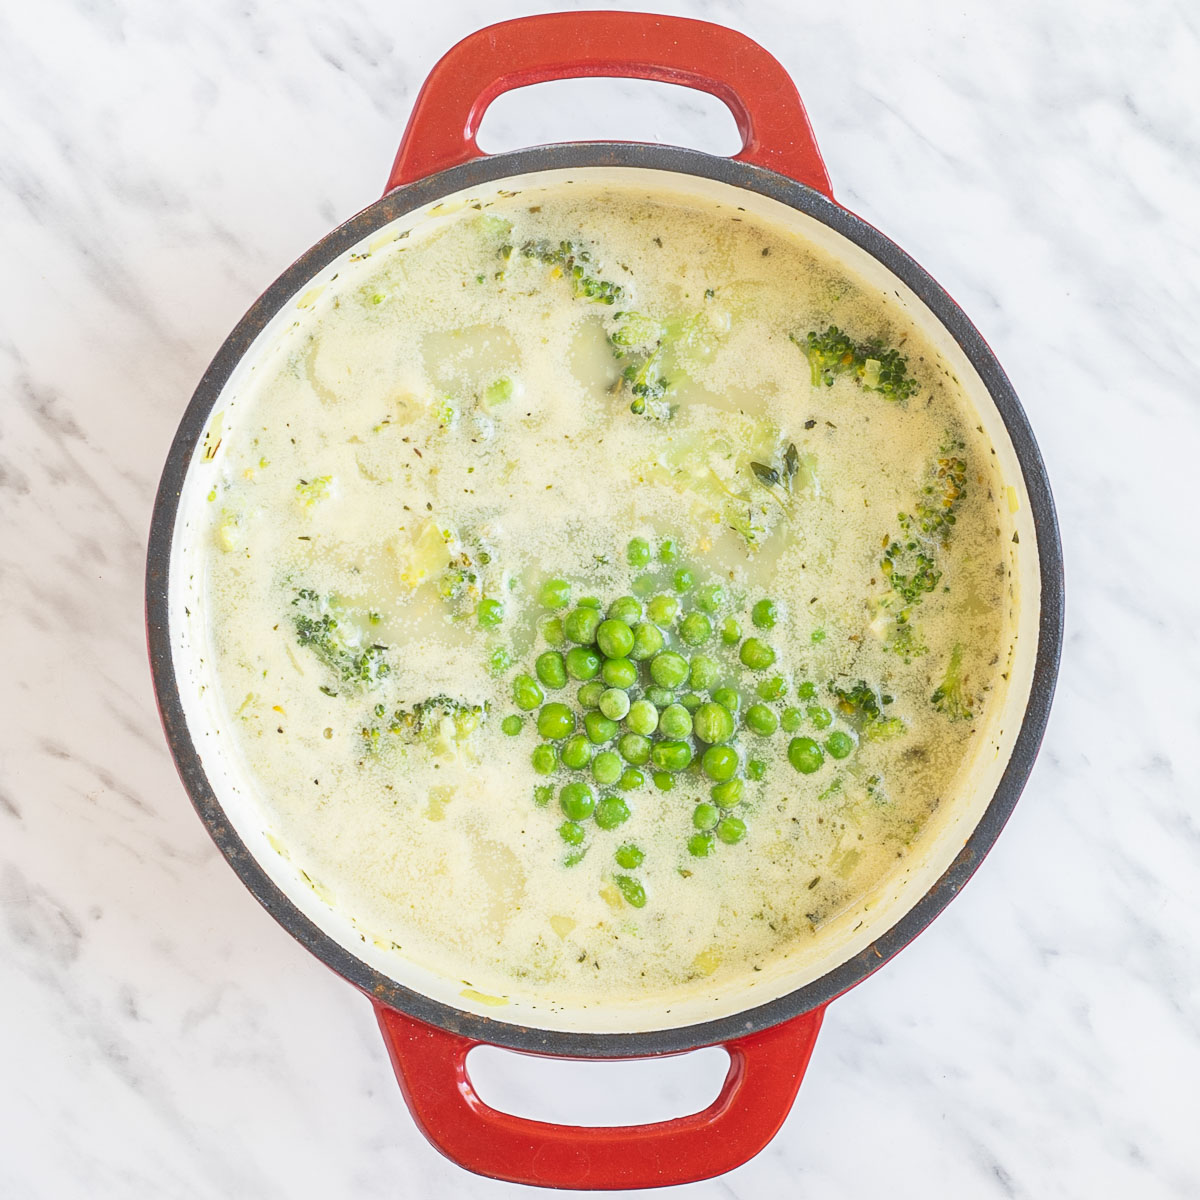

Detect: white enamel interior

[167,165,1041,1035]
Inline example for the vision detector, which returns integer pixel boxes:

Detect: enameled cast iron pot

[147,12,1064,1190]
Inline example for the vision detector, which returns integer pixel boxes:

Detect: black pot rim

[146,142,1065,1058]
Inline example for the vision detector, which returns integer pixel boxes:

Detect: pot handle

[374,1002,824,1189]
[384,11,832,198]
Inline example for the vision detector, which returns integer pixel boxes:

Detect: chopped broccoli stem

[292,589,389,691]
[931,643,974,719]
[792,325,919,402]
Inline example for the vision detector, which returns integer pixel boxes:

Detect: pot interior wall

[166,164,1042,1036]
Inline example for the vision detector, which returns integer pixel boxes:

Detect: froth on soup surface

[201,184,1017,1011]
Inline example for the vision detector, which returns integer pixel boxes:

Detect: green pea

[701,744,739,782]
[579,596,601,609]
[501,715,523,736]
[614,874,646,908]
[811,628,827,644]
[618,766,645,791]
[644,686,675,709]
[584,710,618,744]
[594,793,629,829]
[652,771,675,792]
[658,703,693,739]
[695,584,725,613]
[477,597,504,628]
[781,707,803,732]
[615,843,644,869]
[647,594,678,626]
[688,832,714,857]
[608,595,642,625]
[565,646,602,681]
[597,618,635,660]
[488,646,512,676]
[797,681,817,700]
[720,617,741,645]
[559,820,586,845]
[564,606,601,644]
[577,680,605,709]
[561,734,592,770]
[650,651,689,688]
[537,702,574,740]
[744,704,778,737]
[627,537,651,567]
[539,578,571,610]
[629,622,664,661]
[826,730,855,759]
[535,650,567,689]
[673,567,695,593]
[808,705,833,730]
[693,802,720,831]
[788,736,824,774]
[679,612,712,646]
[689,655,719,691]
[631,573,656,597]
[712,687,740,715]
[751,599,778,629]
[717,816,747,844]
[711,777,743,807]
[680,691,703,712]
[757,675,787,702]
[651,740,693,772]
[540,616,565,647]
[658,538,679,563]
[746,759,766,781]
[592,752,624,787]
[693,702,735,745]
[559,781,595,820]
[601,657,637,688]
[625,700,659,737]
[618,732,652,765]
[599,688,631,721]
[739,637,776,670]
[513,674,544,711]
[532,744,558,774]
[534,784,553,806]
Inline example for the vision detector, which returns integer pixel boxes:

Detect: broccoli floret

[362,695,487,753]
[876,439,969,658]
[795,326,856,388]
[881,540,942,605]
[607,310,672,416]
[292,589,389,691]
[519,240,624,305]
[793,325,919,402]
[900,438,967,541]
[931,643,974,719]
[829,679,895,726]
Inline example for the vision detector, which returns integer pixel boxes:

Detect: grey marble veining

[2,0,1198,1196]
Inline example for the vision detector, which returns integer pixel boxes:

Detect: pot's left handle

[374,1003,824,1189]
[384,11,832,197]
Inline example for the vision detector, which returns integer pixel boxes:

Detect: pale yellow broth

[201,184,1015,1008]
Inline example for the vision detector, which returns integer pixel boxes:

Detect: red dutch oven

[147,11,1064,1190]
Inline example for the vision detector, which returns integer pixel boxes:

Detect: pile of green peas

[501,535,867,886]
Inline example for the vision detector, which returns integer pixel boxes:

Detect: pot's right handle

[375,1003,825,1189]
[385,11,832,198]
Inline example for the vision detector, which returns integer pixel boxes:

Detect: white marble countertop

[2,0,1198,1195]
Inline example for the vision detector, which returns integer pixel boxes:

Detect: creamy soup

[200,184,1016,1009]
